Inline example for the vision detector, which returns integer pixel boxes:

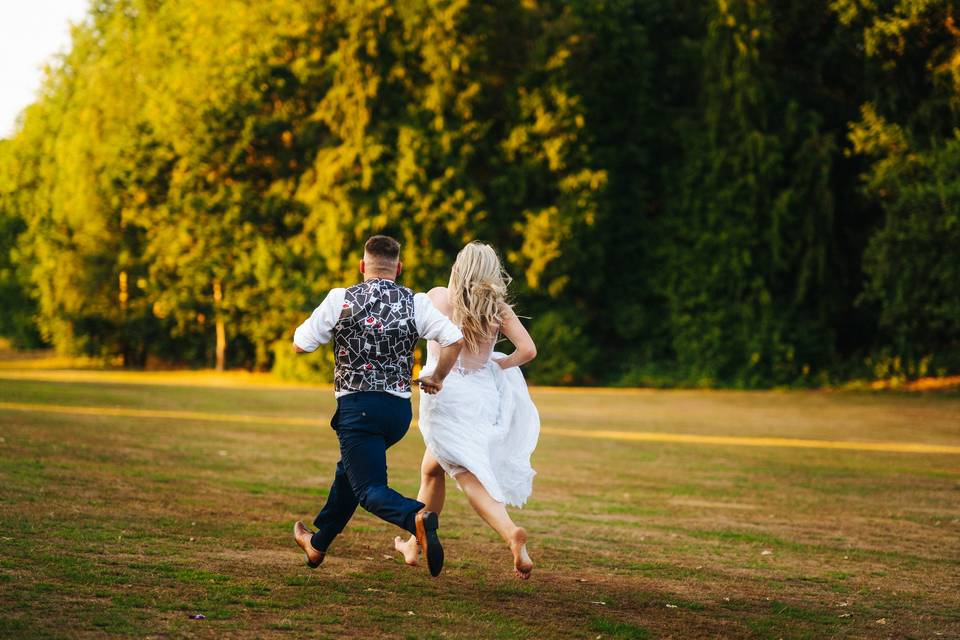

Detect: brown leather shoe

[293,521,325,568]
[415,511,444,577]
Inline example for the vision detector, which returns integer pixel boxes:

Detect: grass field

[0,368,958,639]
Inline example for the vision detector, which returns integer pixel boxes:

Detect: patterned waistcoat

[333,279,419,395]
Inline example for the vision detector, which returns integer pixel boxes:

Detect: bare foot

[394,534,419,566]
[509,527,533,579]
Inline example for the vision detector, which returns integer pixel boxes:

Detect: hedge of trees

[1,0,957,387]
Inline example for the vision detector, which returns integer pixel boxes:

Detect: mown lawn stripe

[2,401,959,455]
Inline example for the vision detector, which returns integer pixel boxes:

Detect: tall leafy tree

[839,0,960,375]
[662,0,839,386]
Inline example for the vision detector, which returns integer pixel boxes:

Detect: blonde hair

[448,242,512,352]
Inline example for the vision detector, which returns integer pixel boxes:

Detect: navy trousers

[311,391,424,552]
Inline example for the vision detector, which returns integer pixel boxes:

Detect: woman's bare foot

[509,527,533,579]
[394,534,419,566]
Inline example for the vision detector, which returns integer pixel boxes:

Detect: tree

[840,0,960,375]
[661,0,840,386]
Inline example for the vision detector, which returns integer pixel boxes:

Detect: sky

[0,0,90,139]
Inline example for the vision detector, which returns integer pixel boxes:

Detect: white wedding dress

[418,340,540,508]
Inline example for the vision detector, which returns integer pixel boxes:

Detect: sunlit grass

[0,369,958,638]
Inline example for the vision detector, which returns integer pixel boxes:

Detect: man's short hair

[364,235,401,261]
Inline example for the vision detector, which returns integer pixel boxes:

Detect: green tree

[0,142,43,348]
[662,0,840,386]
[839,0,960,375]
[8,5,152,360]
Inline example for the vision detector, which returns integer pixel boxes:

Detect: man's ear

[359,259,366,275]
[396,261,403,278]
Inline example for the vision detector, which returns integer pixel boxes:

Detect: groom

[291,234,463,577]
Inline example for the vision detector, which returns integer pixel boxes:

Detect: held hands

[416,339,461,394]
[413,375,443,395]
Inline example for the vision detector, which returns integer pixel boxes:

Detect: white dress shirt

[293,285,463,398]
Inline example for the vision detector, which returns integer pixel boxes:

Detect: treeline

[0,0,957,387]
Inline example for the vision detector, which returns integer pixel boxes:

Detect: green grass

[1,371,959,638]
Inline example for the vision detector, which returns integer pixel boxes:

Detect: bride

[397,241,540,578]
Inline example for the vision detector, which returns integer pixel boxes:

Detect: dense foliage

[1,0,957,386]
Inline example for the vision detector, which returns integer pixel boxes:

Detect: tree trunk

[119,270,129,367]
[213,279,226,372]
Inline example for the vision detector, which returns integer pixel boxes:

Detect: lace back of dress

[456,337,496,372]
[427,324,497,373]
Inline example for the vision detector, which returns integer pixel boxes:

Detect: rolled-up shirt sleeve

[414,293,463,346]
[293,288,346,352]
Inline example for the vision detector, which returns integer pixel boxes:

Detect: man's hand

[413,375,443,395]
